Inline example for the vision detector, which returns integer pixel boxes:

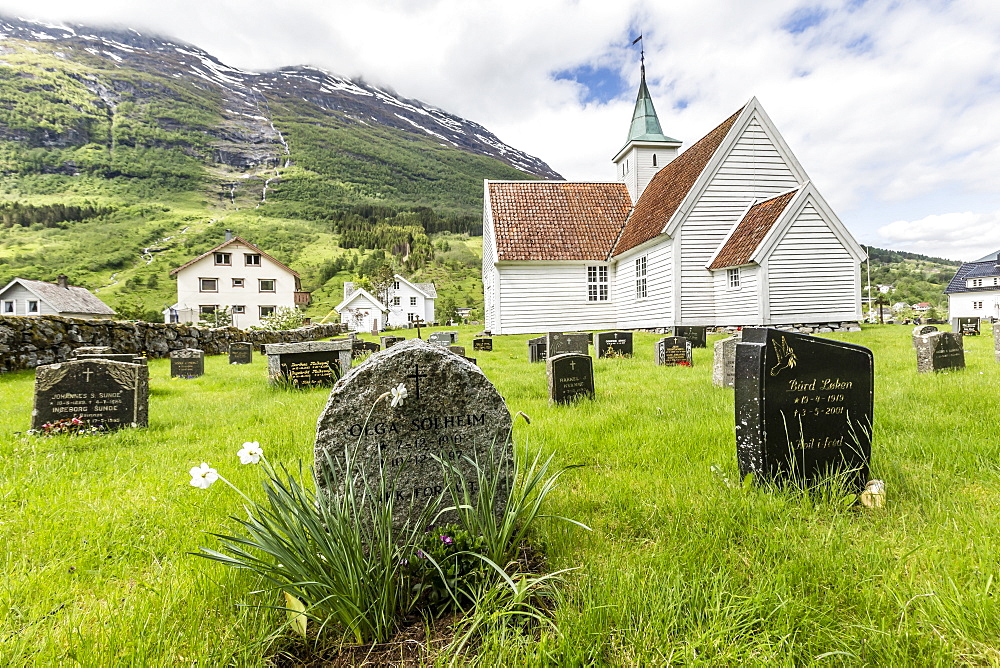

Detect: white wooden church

[483,67,866,335]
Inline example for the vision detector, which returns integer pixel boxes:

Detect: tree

[259,306,305,330]
[199,306,233,328]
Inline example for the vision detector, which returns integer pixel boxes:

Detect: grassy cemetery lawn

[3,325,1000,664]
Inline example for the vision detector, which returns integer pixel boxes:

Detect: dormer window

[214,252,231,265]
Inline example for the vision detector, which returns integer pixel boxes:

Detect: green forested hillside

[861,246,961,313]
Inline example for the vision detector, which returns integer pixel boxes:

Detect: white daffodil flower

[390,383,408,408]
[237,441,263,465]
[189,462,219,489]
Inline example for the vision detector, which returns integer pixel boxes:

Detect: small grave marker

[547,331,589,355]
[595,331,633,358]
[447,345,467,356]
[712,336,738,387]
[266,340,352,386]
[547,353,595,404]
[170,348,204,378]
[352,340,381,359]
[229,342,252,365]
[528,336,547,363]
[914,331,965,373]
[380,335,405,349]
[315,339,512,528]
[657,336,693,366]
[33,358,149,430]
[735,328,873,491]
[954,317,980,336]
[428,332,451,345]
[674,326,707,348]
[473,338,493,352]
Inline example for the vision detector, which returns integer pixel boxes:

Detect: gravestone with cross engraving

[674,326,708,348]
[314,338,513,528]
[735,327,873,491]
[170,348,204,378]
[32,358,149,430]
[473,338,493,352]
[229,342,252,365]
[528,336,547,363]
[712,336,738,387]
[595,331,633,358]
[914,331,965,373]
[547,353,595,404]
[266,340,353,386]
[380,335,405,349]
[657,336,693,366]
[547,332,590,356]
[953,317,980,336]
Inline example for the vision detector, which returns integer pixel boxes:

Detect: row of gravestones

[530,327,710,363]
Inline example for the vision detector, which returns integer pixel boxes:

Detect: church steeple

[613,59,682,202]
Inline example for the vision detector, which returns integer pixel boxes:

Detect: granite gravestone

[71,346,113,358]
[428,332,452,345]
[595,331,633,358]
[380,336,405,349]
[170,348,204,378]
[473,338,493,352]
[954,317,980,336]
[712,336,738,388]
[914,331,965,373]
[912,324,938,343]
[444,331,459,343]
[33,358,149,430]
[229,342,252,365]
[447,345,467,356]
[735,328,873,491]
[674,326,708,348]
[657,336,693,366]
[528,336,547,363]
[547,332,590,356]
[315,339,513,528]
[74,353,146,365]
[266,340,353,386]
[547,353,595,404]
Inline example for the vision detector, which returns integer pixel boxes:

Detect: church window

[27,300,39,313]
[635,257,647,299]
[728,268,741,288]
[214,252,231,265]
[587,266,608,301]
[652,154,657,167]
[2,300,12,313]
[410,296,417,306]
[199,278,218,292]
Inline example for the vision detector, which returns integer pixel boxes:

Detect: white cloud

[877,211,1000,262]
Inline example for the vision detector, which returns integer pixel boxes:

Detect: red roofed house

[483,66,866,335]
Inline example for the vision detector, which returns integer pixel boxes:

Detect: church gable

[708,189,798,270]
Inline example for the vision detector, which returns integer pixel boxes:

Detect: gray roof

[944,252,1000,294]
[1,278,116,315]
[343,277,436,300]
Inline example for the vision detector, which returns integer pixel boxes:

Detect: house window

[728,267,741,288]
[27,300,39,313]
[587,265,609,301]
[232,305,246,314]
[258,279,275,292]
[392,297,400,306]
[199,278,218,292]
[260,305,275,318]
[232,278,244,288]
[974,301,983,309]
[970,278,984,287]
[214,252,231,265]
[200,305,217,316]
[410,296,417,306]
[2,300,13,314]
[245,254,261,266]
[393,281,400,290]
[635,256,647,299]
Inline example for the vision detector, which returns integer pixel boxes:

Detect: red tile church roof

[708,190,797,269]
[488,182,632,261]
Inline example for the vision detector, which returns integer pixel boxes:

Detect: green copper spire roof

[625,68,679,144]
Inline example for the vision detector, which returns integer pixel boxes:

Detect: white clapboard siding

[482,197,500,332]
[714,266,761,325]
[0,284,59,316]
[766,203,860,321]
[496,264,617,334]
[679,116,801,321]
[612,240,673,328]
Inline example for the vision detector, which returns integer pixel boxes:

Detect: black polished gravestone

[547,353,595,404]
[673,326,708,348]
[735,328,873,491]
[473,338,493,352]
[656,336,693,366]
[954,317,981,336]
[595,331,633,358]
[547,331,590,356]
[914,331,965,373]
[229,342,253,365]
[528,336,547,363]
[315,339,512,528]
[352,340,381,359]
[266,340,353,387]
[32,358,149,430]
[170,348,204,378]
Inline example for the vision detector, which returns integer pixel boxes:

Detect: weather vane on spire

[631,34,644,78]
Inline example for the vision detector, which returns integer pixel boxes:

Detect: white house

[944,250,1000,321]
[166,233,309,328]
[0,276,115,319]
[483,66,866,335]
[337,275,436,332]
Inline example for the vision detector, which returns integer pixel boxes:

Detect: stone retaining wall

[0,315,343,373]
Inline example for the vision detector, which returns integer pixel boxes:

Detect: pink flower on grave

[440,535,454,546]
[237,441,263,465]
[390,383,408,408]
[189,462,219,489]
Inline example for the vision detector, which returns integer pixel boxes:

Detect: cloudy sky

[5,0,999,260]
